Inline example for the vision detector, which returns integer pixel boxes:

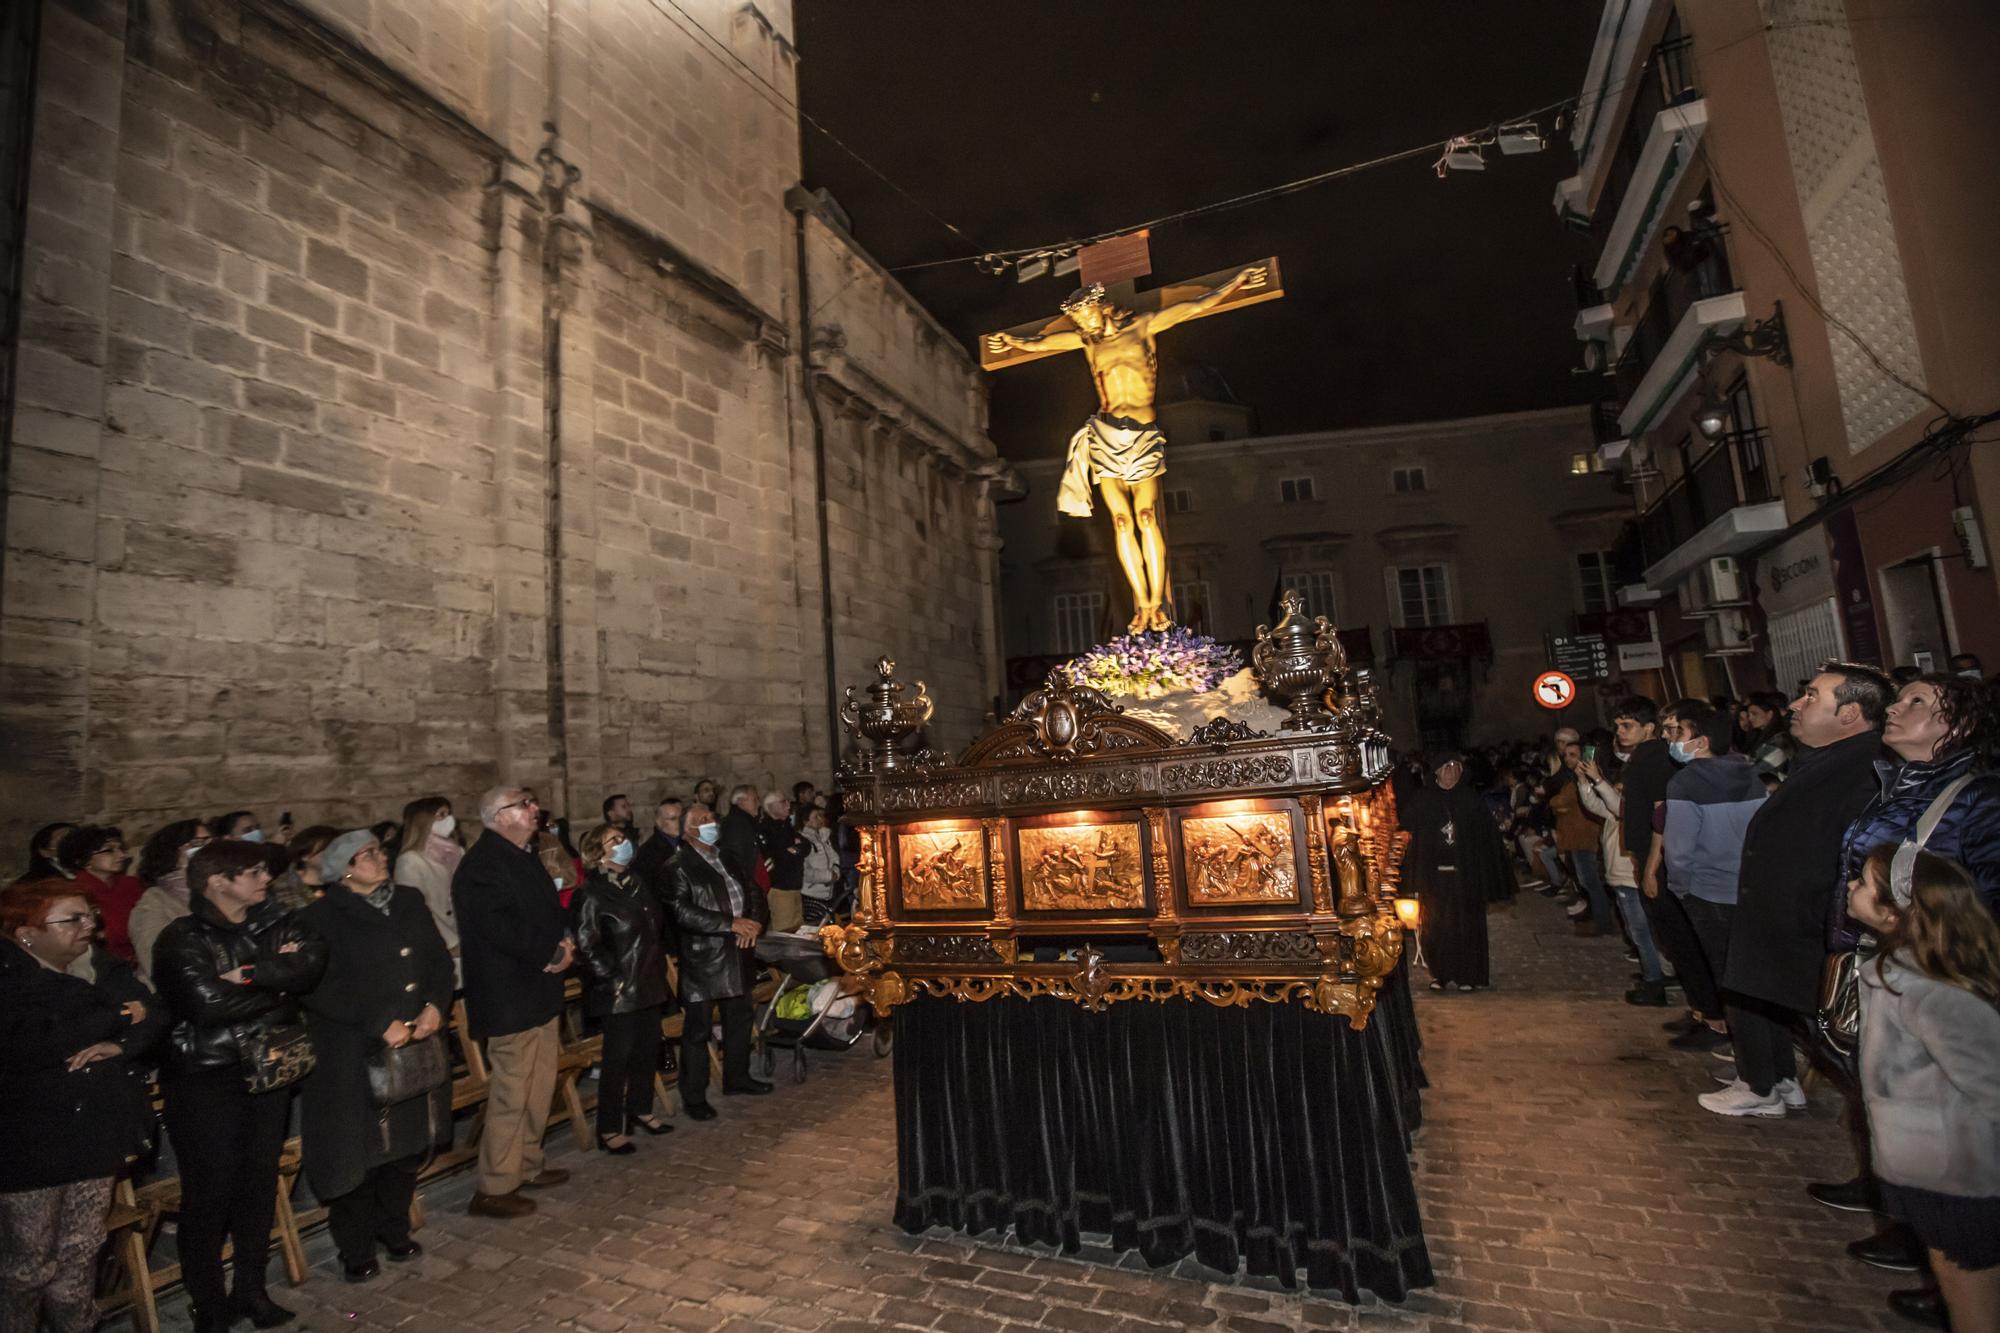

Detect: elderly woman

[0,882,157,1333]
[128,819,211,987]
[393,797,463,957]
[571,824,673,1153]
[154,841,325,1332]
[297,831,453,1282]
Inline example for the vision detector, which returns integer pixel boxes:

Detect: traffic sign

[1532,670,1576,710]
[1549,633,1611,680]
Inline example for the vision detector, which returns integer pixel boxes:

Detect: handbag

[1813,773,1975,1081]
[242,1022,316,1094]
[368,1033,449,1106]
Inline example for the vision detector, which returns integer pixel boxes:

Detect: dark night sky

[794,2,1603,459]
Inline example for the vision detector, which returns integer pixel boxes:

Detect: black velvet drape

[892,992,1433,1301]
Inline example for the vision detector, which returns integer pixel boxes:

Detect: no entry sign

[1533,670,1576,710]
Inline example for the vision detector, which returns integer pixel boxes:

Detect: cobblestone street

[151,893,1904,1332]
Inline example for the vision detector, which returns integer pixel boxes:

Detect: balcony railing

[1612,226,1735,402]
[1594,35,1697,238]
[1572,264,1607,312]
[1590,399,1626,446]
[1637,427,1773,566]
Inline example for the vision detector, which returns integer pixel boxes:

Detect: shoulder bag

[368,1033,449,1106]
[1813,772,1975,1081]
[242,1022,317,1094]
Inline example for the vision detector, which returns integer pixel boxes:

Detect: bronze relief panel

[896,827,988,913]
[1181,811,1300,904]
[1016,823,1147,913]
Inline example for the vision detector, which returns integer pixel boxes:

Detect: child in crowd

[1849,845,2000,1330]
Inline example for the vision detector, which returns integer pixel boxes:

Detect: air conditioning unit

[1703,608,1756,656]
[1703,555,1746,605]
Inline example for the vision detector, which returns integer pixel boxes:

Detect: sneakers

[1565,899,1590,918]
[1774,1078,1808,1108]
[1698,1081,1786,1117]
[1625,981,1671,1007]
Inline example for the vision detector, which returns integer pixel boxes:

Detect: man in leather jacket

[666,803,771,1118]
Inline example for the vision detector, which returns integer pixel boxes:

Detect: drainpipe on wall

[788,189,843,769]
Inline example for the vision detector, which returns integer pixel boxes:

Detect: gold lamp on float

[1393,896,1421,929]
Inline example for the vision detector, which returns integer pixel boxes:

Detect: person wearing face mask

[58,825,144,966]
[1645,701,1765,1054]
[270,827,339,911]
[665,804,770,1118]
[211,811,264,844]
[1947,651,1985,681]
[570,825,673,1154]
[128,820,211,988]
[0,882,159,1333]
[799,805,841,924]
[393,797,464,960]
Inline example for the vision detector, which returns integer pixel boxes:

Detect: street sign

[1617,640,1664,672]
[1549,633,1611,680]
[1533,670,1576,710]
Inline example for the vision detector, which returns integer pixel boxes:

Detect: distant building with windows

[1554,0,2000,695]
[996,403,1625,749]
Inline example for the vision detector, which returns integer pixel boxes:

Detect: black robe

[1400,783,1512,987]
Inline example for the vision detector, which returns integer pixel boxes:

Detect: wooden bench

[97,955,782,1327]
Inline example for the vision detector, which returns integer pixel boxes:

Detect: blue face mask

[1668,740,1697,764]
[609,840,634,868]
[240,829,265,844]
[696,823,721,846]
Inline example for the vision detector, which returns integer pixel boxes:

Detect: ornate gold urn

[822,627,1411,1029]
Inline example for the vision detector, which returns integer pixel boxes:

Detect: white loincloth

[1056,414,1167,517]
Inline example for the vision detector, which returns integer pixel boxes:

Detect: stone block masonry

[1,0,1015,849]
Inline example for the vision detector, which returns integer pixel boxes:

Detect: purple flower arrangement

[1066,628,1243,699]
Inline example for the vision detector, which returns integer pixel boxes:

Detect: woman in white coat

[393,797,464,962]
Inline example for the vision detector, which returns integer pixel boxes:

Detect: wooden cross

[979,256,1284,372]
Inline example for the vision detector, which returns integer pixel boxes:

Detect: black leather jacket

[154,893,327,1077]
[665,846,764,1004]
[570,869,670,1016]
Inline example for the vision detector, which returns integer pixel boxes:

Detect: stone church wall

[1,0,1010,847]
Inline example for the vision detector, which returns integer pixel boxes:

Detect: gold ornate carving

[1329,821,1373,916]
[982,817,1013,927]
[1300,793,1333,915]
[897,829,986,911]
[960,671,1181,767]
[1182,813,1297,904]
[1143,807,1174,918]
[1018,823,1146,912]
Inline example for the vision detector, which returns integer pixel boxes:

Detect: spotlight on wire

[1015,253,1051,283]
[1498,121,1546,155]
[1434,136,1486,177]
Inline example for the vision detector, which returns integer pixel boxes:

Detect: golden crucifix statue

[982,258,1284,633]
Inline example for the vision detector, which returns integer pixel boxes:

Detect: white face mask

[432,814,456,838]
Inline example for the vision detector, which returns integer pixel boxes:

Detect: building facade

[1555,0,2000,696]
[0,0,1013,846]
[998,404,1625,749]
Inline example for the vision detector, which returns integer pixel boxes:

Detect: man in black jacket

[451,786,574,1218]
[1716,665,1886,1115]
[630,797,684,901]
[1614,696,1680,1007]
[718,784,767,894]
[668,804,771,1117]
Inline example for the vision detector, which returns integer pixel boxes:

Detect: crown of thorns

[1061,283,1108,313]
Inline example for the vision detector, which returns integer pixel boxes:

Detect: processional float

[822,595,1434,1300]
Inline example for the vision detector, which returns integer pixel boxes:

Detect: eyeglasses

[38,914,94,929]
[498,797,540,814]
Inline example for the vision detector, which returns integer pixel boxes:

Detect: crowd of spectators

[1406,661,2000,1330]
[2,776,853,1331]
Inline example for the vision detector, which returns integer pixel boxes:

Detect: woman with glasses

[0,882,158,1331]
[129,820,212,988]
[59,825,145,967]
[154,841,326,1332]
[297,832,454,1282]
[571,824,673,1154]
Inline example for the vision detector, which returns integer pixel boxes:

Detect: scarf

[157,868,189,903]
[423,832,464,876]
[363,882,396,915]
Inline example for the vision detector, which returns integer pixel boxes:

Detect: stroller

[750,929,891,1083]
